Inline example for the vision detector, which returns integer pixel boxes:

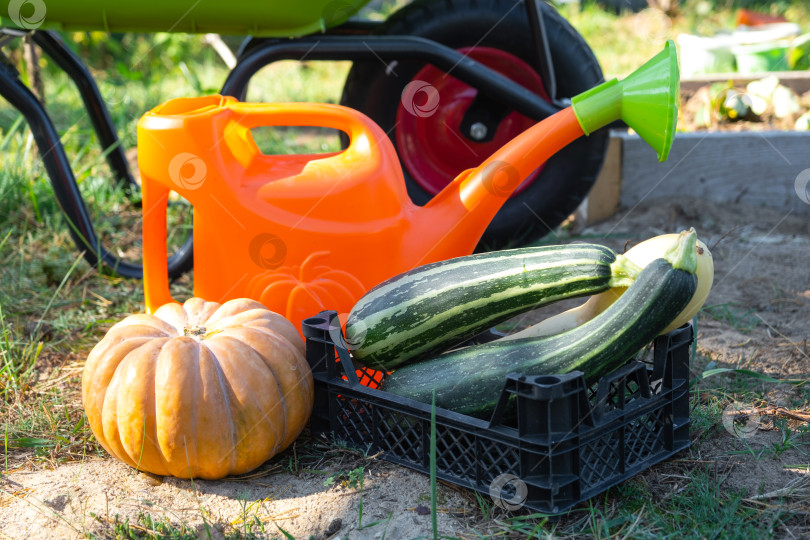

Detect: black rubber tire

[592,0,648,14]
[341,0,608,250]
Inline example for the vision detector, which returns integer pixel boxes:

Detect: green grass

[702,303,762,333]
[559,0,810,76]
[602,467,764,538]
[99,510,276,539]
[106,513,199,539]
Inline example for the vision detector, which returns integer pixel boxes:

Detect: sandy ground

[1,196,809,538]
[0,458,472,539]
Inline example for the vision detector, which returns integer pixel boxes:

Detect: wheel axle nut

[469,122,488,140]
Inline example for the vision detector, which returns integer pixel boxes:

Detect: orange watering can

[138,42,679,331]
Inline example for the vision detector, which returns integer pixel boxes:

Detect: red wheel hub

[396,47,551,197]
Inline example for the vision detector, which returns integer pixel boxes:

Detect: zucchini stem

[608,254,642,288]
[665,228,699,274]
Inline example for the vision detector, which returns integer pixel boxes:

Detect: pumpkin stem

[183,325,207,339]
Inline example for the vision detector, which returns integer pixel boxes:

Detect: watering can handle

[225,102,383,163]
[142,100,390,313]
[142,174,176,313]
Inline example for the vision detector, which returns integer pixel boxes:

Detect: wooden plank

[586,135,622,224]
[618,131,810,214]
[681,71,810,96]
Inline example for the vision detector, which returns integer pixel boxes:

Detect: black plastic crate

[303,311,692,515]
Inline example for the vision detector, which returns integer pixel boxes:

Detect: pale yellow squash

[504,232,714,340]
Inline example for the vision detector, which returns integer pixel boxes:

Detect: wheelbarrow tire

[341,0,608,250]
[594,0,648,14]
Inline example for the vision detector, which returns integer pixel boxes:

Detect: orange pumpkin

[82,298,313,479]
[245,251,366,332]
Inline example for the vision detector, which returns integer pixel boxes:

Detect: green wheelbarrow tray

[1,0,366,36]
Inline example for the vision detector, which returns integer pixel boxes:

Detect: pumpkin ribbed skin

[82,298,313,480]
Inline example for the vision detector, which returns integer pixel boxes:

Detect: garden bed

[587,130,810,224]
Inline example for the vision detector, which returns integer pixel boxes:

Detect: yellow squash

[504,232,714,340]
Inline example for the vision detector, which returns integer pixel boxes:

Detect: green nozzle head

[572,40,679,162]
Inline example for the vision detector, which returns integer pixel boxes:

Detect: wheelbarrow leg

[0,49,142,276]
[221,35,560,120]
[526,0,557,102]
[32,31,138,193]
[0,43,194,280]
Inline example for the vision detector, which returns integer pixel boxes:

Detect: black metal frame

[0,29,193,279]
[0,0,558,278]
[222,35,561,119]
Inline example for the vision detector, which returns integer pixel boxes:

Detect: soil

[1,196,809,538]
[582,196,810,375]
[679,84,810,132]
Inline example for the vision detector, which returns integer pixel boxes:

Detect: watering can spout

[571,40,679,162]
[421,41,679,255]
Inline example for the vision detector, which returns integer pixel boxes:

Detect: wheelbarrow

[1,0,609,281]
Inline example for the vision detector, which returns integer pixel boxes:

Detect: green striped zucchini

[345,244,641,370]
[381,230,699,418]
